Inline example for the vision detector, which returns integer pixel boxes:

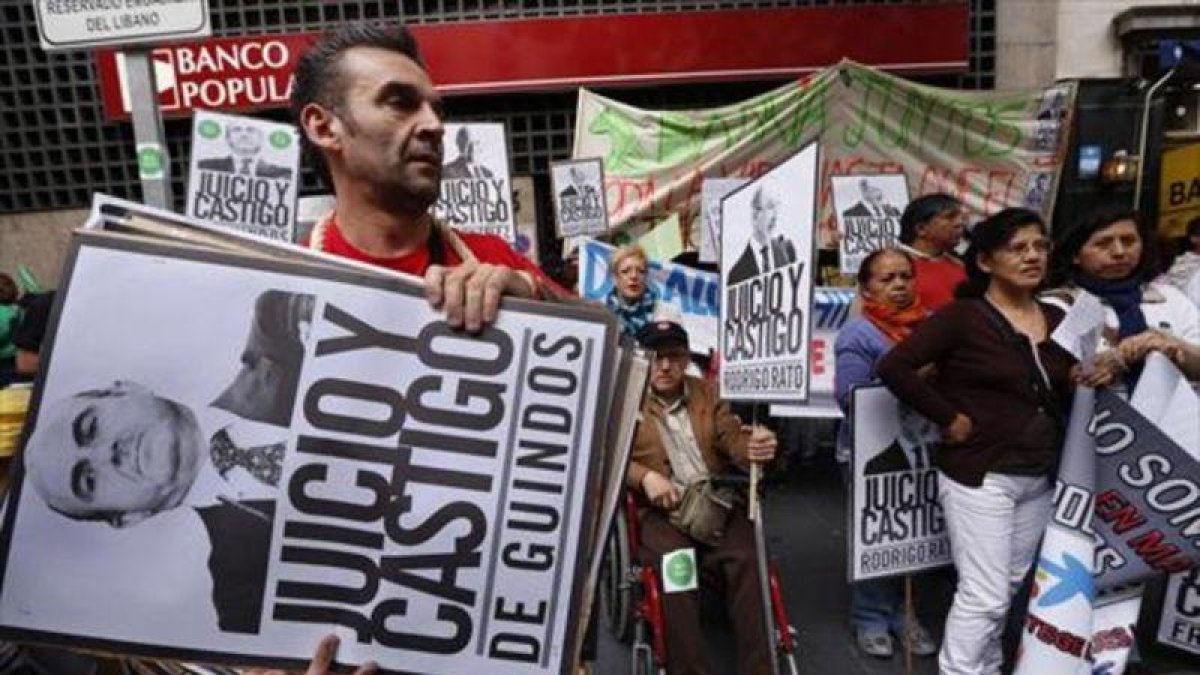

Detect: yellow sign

[1159,143,1200,238]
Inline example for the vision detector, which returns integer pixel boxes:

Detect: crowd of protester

[1,21,1200,675]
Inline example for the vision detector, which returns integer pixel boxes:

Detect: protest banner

[719,141,818,402]
[770,286,856,419]
[848,386,950,582]
[435,123,515,241]
[551,159,608,239]
[1158,569,1200,657]
[1015,355,1200,675]
[186,110,300,242]
[699,178,750,264]
[578,238,718,355]
[830,174,909,276]
[573,61,1074,253]
[0,228,617,675]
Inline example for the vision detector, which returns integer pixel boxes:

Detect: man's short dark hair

[898,193,961,244]
[290,23,426,185]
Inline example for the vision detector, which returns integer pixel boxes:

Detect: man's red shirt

[316,214,557,296]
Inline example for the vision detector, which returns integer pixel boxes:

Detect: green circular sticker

[137,146,164,176]
[198,120,221,140]
[666,552,695,587]
[269,130,293,150]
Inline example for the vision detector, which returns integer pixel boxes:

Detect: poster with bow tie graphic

[718,140,818,402]
[0,229,617,675]
[848,385,952,582]
[186,110,301,243]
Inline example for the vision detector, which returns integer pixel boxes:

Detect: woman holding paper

[605,244,660,339]
[1045,206,1200,380]
[833,247,938,659]
[877,208,1079,675]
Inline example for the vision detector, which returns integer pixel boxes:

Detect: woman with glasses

[877,208,1095,675]
[833,247,937,659]
[1045,206,1200,381]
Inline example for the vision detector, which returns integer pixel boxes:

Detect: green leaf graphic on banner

[269,130,293,150]
[198,120,221,140]
[589,109,649,173]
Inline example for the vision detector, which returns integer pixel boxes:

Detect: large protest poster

[848,386,950,582]
[0,232,616,675]
[770,286,856,419]
[435,123,515,241]
[551,159,608,239]
[1015,355,1200,675]
[186,110,300,242]
[699,178,750,264]
[573,61,1074,252]
[830,174,909,276]
[719,142,817,402]
[578,238,718,355]
[1158,569,1200,656]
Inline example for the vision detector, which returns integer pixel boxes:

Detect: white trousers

[938,472,1052,675]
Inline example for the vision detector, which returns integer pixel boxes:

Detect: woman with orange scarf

[833,247,936,659]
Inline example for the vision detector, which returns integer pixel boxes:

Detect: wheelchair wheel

[599,510,634,642]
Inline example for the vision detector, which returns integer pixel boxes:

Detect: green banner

[573,60,1074,262]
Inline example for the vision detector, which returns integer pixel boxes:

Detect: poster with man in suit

[849,385,951,582]
[0,228,616,675]
[551,158,607,238]
[830,175,909,277]
[186,111,300,243]
[434,123,515,241]
[719,141,817,402]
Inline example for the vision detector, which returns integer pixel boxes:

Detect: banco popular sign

[95,33,315,120]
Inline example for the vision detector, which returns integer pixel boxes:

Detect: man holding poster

[720,142,818,402]
[626,320,778,675]
[292,24,556,329]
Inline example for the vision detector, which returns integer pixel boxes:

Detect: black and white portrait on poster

[830,174,909,277]
[849,386,951,582]
[719,141,817,402]
[186,110,300,242]
[0,232,615,675]
[550,158,607,239]
[1158,570,1200,656]
[435,123,515,241]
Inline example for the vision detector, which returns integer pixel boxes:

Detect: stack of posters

[0,195,641,675]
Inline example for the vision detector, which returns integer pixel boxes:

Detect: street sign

[32,0,211,52]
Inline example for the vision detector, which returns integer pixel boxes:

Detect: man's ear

[108,510,155,529]
[299,102,342,155]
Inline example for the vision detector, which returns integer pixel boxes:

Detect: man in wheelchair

[627,319,778,675]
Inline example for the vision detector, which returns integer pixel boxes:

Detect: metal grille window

[0,0,996,214]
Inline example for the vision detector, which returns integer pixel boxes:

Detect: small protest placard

[435,123,515,241]
[719,141,818,402]
[848,386,951,582]
[830,174,909,277]
[1158,570,1200,657]
[551,159,608,238]
[186,110,300,243]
